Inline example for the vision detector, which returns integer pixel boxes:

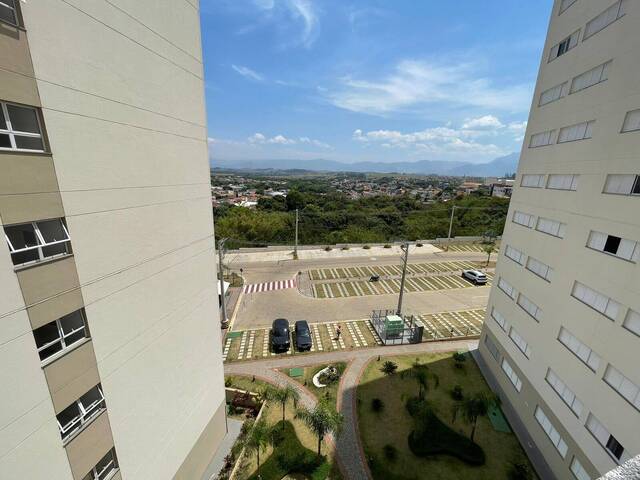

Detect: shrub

[508,462,533,480]
[363,245,371,249]
[416,243,424,247]
[380,361,398,376]
[224,377,233,387]
[383,444,398,462]
[383,244,392,249]
[453,351,467,369]
[371,398,384,413]
[341,246,350,251]
[451,385,464,401]
[324,246,333,251]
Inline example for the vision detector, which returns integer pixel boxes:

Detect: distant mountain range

[212,152,520,177]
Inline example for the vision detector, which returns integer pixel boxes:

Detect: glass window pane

[14,135,44,151]
[6,104,41,134]
[5,223,39,250]
[0,106,6,129]
[60,310,85,336]
[33,322,61,348]
[41,243,69,258]
[0,133,11,148]
[10,249,40,265]
[37,219,69,244]
[57,402,81,435]
[0,4,17,25]
[79,386,104,413]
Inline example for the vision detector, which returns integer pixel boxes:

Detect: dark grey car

[271,318,291,352]
[294,320,312,351]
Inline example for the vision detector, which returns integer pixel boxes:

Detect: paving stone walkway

[224,338,479,480]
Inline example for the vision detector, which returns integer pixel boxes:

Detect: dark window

[606,435,624,460]
[557,39,570,56]
[0,0,17,25]
[632,176,640,195]
[603,236,621,255]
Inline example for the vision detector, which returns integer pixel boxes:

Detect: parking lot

[308,260,479,280]
[445,244,488,252]
[222,307,486,362]
[312,271,494,298]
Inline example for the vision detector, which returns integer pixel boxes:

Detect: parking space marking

[346,322,360,348]
[352,322,368,346]
[312,324,324,351]
[222,337,232,361]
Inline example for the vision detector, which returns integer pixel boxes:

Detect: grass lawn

[225,375,342,480]
[286,362,347,411]
[357,352,535,480]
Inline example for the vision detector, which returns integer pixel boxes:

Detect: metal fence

[370,309,424,346]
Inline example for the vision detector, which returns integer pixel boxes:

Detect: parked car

[462,270,487,285]
[271,318,291,352]
[369,275,380,282]
[294,320,312,351]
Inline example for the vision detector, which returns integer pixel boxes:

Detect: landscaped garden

[224,375,343,480]
[357,352,535,480]
[285,362,347,411]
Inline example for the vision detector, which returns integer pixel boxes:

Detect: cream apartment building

[477,0,640,479]
[0,1,227,479]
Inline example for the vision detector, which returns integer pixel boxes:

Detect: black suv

[271,318,291,353]
[294,320,312,351]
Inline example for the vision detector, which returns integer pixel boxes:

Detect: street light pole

[397,242,409,316]
[218,238,229,328]
[447,205,457,251]
[294,208,299,258]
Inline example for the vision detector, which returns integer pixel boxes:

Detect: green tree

[295,401,344,457]
[483,242,497,266]
[242,419,272,477]
[458,392,500,442]
[263,384,300,430]
[380,361,398,376]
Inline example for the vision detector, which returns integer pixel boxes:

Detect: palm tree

[460,392,500,442]
[242,419,271,477]
[415,369,428,399]
[295,400,344,457]
[483,242,496,267]
[264,384,300,429]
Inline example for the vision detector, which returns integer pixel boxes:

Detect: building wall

[479,1,640,479]
[1,0,225,479]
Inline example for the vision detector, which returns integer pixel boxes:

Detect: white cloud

[299,136,331,149]
[327,59,532,115]
[248,132,267,143]
[462,115,504,130]
[249,0,319,48]
[287,0,318,48]
[231,64,264,82]
[268,134,297,145]
[246,132,330,148]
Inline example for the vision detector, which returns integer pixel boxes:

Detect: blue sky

[202,0,554,165]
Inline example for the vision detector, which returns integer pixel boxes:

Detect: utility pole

[397,242,410,316]
[447,205,457,251]
[218,238,229,328]
[294,208,299,258]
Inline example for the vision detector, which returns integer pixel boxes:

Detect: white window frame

[549,30,580,62]
[570,61,612,94]
[501,358,523,392]
[504,245,526,265]
[586,230,639,263]
[559,0,578,15]
[84,449,119,480]
[570,457,591,480]
[558,120,595,143]
[521,174,546,188]
[603,365,640,411]
[0,0,18,25]
[535,406,569,458]
[546,369,584,417]
[586,414,630,464]
[623,309,640,337]
[4,218,71,267]
[547,174,579,191]
[517,293,542,321]
[558,327,601,372]
[498,277,517,300]
[0,101,45,152]
[483,334,500,362]
[57,385,106,441]
[621,109,640,133]
[526,256,553,282]
[491,307,508,331]
[529,129,556,148]
[509,327,532,358]
[539,82,569,106]
[513,211,536,228]
[536,217,566,239]
[603,174,640,195]
[583,0,628,41]
[571,281,620,321]
[34,310,90,363]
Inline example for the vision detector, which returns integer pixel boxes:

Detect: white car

[462,270,487,285]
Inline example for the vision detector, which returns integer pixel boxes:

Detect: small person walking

[335,324,342,341]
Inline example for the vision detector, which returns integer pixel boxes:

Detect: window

[33,309,89,362]
[57,385,106,441]
[559,0,578,14]
[586,414,630,463]
[501,358,523,392]
[539,82,569,106]
[3,218,71,266]
[525,257,553,282]
[572,282,620,320]
[498,277,517,300]
[509,327,532,358]
[571,61,612,94]
[549,30,580,62]
[621,109,640,133]
[491,307,508,331]
[587,231,638,262]
[505,245,526,265]
[536,217,566,238]
[484,334,500,361]
[547,174,579,191]
[571,458,591,480]
[82,449,119,480]
[513,211,535,228]
[558,327,601,372]
[0,0,18,25]
[603,365,640,411]
[517,294,542,321]
[521,174,546,188]
[529,130,556,148]
[603,174,640,195]
[623,309,640,336]
[535,406,569,457]
[0,101,45,152]
[584,0,628,40]
[546,369,584,417]
[558,120,595,143]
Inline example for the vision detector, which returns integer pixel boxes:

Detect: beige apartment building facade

[477,1,640,479]
[0,1,227,479]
